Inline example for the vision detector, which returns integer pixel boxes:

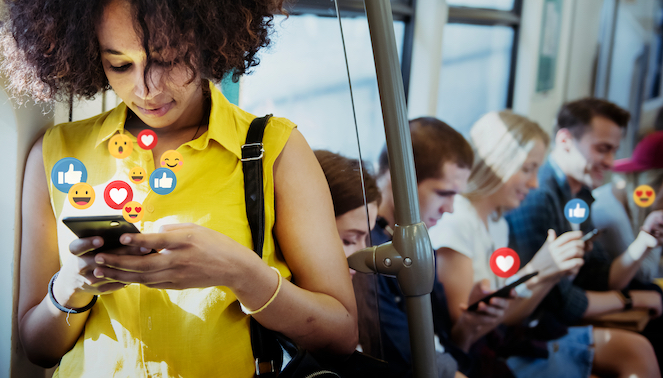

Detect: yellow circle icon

[109,134,133,159]
[68,183,95,209]
[129,166,146,184]
[633,185,656,207]
[160,150,183,173]
[122,201,144,223]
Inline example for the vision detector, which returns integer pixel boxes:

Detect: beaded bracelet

[48,271,98,314]
[240,267,282,315]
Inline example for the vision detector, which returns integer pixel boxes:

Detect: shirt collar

[546,158,595,206]
[95,103,129,148]
[94,82,241,158]
[188,81,241,158]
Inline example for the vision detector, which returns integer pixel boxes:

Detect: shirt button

[147,316,152,330]
[147,204,155,213]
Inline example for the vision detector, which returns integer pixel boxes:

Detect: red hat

[613,131,663,172]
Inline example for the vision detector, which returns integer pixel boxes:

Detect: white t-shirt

[429,195,509,290]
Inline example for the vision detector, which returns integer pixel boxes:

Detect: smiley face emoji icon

[68,183,95,210]
[160,150,183,173]
[122,201,144,223]
[129,166,146,184]
[634,185,656,207]
[109,134,133,159]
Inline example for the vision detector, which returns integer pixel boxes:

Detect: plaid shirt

[505,159,612,324]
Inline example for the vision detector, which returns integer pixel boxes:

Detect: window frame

[286,0,415,101]
[447,0,523,108]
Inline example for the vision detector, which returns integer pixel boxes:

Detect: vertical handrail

[363,1,438,377]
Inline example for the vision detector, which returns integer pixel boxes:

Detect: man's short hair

[378,117,474,183]
[556,98,630,139]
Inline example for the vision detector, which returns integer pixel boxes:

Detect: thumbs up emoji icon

[571,204,586,218]
[565,199,589,224]
[154,172,173,189]
[62,164,83,185]
[149,168,177,195]
[51,157,88,193]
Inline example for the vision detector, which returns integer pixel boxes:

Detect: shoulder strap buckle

[255,358,276,376]
[241,142,264,161]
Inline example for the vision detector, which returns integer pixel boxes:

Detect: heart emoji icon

[109,188,127,204]
[137,129,158,150]
[490,247,520,278]
[637,191,643,197]
[103,180,133,209]
[496,256,514,272]
[647,191,653,196]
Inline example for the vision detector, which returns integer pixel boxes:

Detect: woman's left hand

[92,223,258,290]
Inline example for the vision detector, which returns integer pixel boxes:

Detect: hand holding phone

[63,215,154,255]
[581,228,603,243]
[467,272,538,312]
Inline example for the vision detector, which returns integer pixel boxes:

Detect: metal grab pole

[363,1,438,377]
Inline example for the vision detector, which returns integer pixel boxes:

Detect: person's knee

[612,330,660,376]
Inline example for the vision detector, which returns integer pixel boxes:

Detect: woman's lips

[135,101,175,117]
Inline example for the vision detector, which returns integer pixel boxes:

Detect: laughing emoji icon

[68,183,95,210]
[109,134,133,159]
[160,150,183,173]
[634,185,656,208]
[130,166,146,184]
[122,201,144,223]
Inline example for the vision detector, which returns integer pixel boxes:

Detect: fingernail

[95,256,105,264]
[122,235,131,244]
[93,238,102,247]
[94,269,104,278]
[140,247,150,253]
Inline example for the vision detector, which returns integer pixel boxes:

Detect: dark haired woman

[314,150,381,271]
[3,0,358,376]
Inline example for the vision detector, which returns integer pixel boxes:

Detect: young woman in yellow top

[3,0,358,376]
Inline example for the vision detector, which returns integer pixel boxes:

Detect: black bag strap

[242,115,283,377]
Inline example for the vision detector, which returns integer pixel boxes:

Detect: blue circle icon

[564,199,589,224]
[51,158,87,193]
[150,168,177,195]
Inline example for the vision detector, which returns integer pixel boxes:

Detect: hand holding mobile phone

[467,272,538,312]
[62,215,152,255]
[581,229,603,243]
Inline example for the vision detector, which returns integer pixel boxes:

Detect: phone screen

[62,215,142,255]
[467,271,538,312]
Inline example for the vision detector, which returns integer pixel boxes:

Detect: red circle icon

[103,180,133,210]
[137,129,158,150]
[489,248,520,278]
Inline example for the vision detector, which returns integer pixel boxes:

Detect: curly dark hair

[314,150,382,218]
[0,0,284,102]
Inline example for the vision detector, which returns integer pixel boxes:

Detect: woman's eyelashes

[109,63,132,72]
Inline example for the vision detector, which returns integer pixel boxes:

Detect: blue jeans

[507,326,594,378]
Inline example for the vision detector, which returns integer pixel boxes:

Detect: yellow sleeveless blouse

[42,83,294,377]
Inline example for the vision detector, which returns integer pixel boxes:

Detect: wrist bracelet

[240,267,282,315]
[48,272,98,314]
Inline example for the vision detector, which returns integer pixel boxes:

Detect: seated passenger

[314,149,382,356]
[5,1,358,376]
[431,110,658,378]
[374,117,513,378]
[505,98,663,376]
[592,131,663,283]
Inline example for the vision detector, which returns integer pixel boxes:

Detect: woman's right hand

[452,279,512,351]
[525,229,585,283]
[53,236,145,309]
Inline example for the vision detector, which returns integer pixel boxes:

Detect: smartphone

[62,215,143,255]
[581,228,603,243]
[467,271,539,312]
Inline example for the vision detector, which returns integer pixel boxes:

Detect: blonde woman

[428,111,660,377]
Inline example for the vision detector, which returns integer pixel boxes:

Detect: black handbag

[241,115,391,378]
